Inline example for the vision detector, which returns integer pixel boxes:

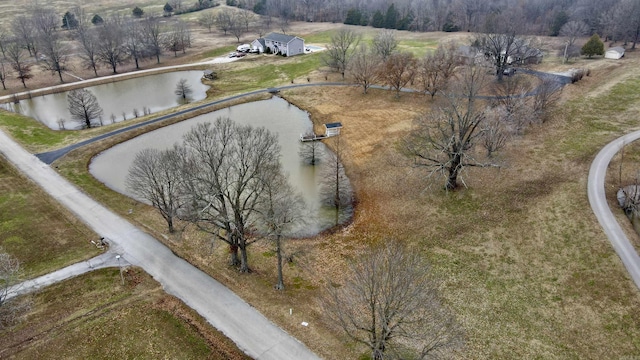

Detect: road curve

[588,130,640,289]
[0,130,321,360]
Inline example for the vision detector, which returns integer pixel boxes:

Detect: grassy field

[2,16,640,359]
[0,155,100,278]
[0,268,251,360]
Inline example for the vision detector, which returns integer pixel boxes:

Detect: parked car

[503,67,516,76]
[236,44,250,52]
[228,52,237,58]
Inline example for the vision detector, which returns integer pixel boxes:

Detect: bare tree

[96,19,126,73]
[400,64,497,190]
[215,9,235,35]
[0,60,8,90]
[322,28,361,79]
[379,51,416,98]
[417,42,461,99]
[0,29,10,58]
[348,44,381,94]
[198,12,216,33]
[67,89,103,128]
[181,118,281,273]
[481,109,509,158]
[559,21,589,63]
[298,137,323,165]
[175,78,192,100]
[126,146,187,233]
[532,78,562,123]
[5,41,32,88]
[35,9,68,83]
[0,248,29,330]
[123,18,145,69]
[143,16,164,64]
[74,24,100,77]
[475,16,540,81]
[372,29,397,61]
[0,248,20,309]
[257,170,306,290]
[320,135,352,214]
[11,16,38,58]
[165,19,191,55]
[323,240,464,360]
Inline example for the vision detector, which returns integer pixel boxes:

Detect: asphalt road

[588,130,640,289]
[0,129,321,360]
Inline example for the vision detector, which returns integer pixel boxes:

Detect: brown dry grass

[5,12,640,357]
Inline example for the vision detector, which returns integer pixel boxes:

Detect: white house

[324,122,342,137]
[259,32,305,57]
[605,47,625,59]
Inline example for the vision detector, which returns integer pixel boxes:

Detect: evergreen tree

[384,3,398,29]
[91,14,104,25]
[62,11,79,30]
[550,10,568,36]
[132,6,144,18]
[581,34,604,58]
[163,2,173,16]
[253,0,266,15]
[371,10,384,28]
[397,11,414,30]
[344,8,362,25]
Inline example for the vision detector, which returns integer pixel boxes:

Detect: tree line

[226,0,639,48]
[321,28,562,190]
[0,6,194,89]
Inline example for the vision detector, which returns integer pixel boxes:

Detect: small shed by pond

[605,47,625,60]
[324,122,342,137]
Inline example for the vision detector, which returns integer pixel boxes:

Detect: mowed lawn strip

[0,155,100,278]
[0,268,251,360]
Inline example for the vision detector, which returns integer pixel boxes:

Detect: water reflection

[1,71,209,130]
[90,97,353,236]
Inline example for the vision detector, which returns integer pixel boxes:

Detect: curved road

[0,130,321,360]
[588,130,640,289]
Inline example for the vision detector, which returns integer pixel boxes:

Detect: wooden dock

[299,133,328,142]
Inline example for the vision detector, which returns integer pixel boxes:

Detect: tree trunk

[275,235,284,290]
[57,69,64,83]
[111,62,117,74]
[167,217,174,233]
[229,244,240,266]
[156,53,161,64]
[134,56,139,69]
[239,241,250,273]
[446,154,462,190]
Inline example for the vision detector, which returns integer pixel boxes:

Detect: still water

[90,97,352,236]
[2,71,209,130]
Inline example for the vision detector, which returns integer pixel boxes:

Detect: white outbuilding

[605,47,625,59]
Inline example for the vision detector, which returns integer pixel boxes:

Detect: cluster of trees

[321,29,560,190]
[215,0,640,45]
[0,6,193,89]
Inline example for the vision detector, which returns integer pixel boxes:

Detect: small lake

[90,97,352,236]
[2,71,209,130]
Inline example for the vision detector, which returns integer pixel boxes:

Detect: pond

[1,71,209,130]
[90,97,353,237]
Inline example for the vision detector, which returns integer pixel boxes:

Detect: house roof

[607,47,625,54]
[253,38,266,47]
[325,122,342,129]
[264,32,301,44]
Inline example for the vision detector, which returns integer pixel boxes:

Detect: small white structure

[324,122,342,137]
[250,38,265,53]
[605,47,625,60]
[236,44,250,52]
[259,32,305,57]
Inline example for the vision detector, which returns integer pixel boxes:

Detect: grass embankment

[0,156,100,278]
[0,268,251,360]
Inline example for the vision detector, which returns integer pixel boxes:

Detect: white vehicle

[236,44,250,52]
